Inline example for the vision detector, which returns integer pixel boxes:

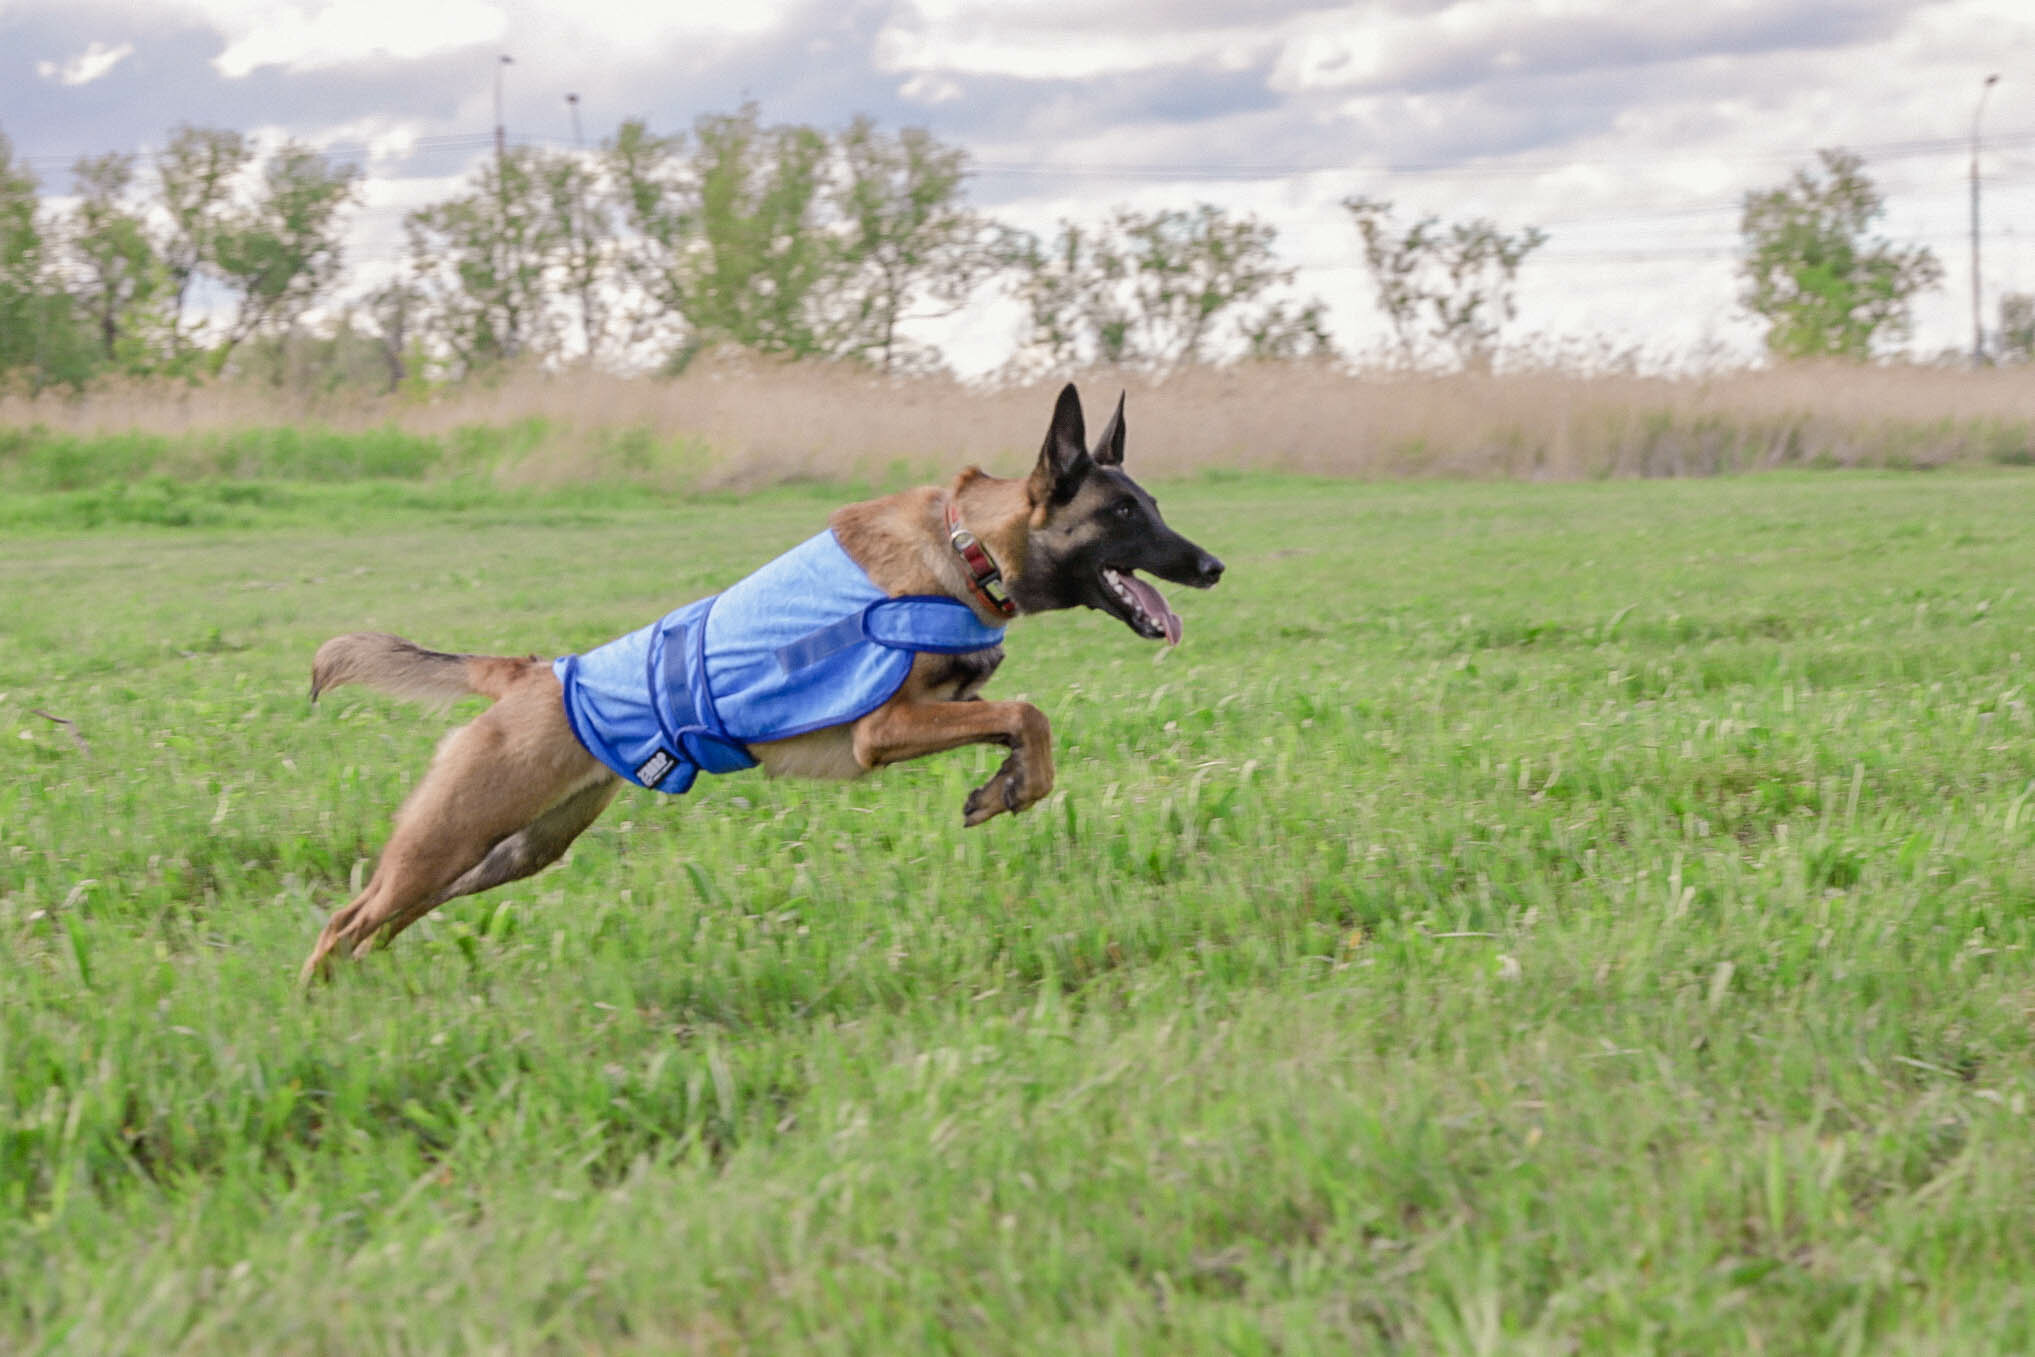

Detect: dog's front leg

[853,698,1054,826]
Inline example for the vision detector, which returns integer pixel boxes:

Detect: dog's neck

[945,497,1016,617]
[829,472,1033,625]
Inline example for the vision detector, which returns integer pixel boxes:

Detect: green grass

[0,421,748,507]
[4,469,2035,1353]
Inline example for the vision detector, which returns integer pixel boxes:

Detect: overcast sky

[4,0,2033,372]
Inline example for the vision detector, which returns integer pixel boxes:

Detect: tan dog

[300,384,1223,981]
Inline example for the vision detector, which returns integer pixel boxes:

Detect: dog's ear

[1091,390,1126,466]
[1028,381,1092,505]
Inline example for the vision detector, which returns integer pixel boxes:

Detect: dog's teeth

[1104,567,1151,624]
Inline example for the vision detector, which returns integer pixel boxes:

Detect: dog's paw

[964,747,1053,827]
[962,777,1013,827]
[963,751,1027,827]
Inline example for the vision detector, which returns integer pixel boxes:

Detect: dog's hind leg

[299,673,609,983]
[364,774,621,951]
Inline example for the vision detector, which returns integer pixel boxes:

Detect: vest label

[634,749,679,786]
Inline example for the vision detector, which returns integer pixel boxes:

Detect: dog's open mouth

[1101,567,1182,645]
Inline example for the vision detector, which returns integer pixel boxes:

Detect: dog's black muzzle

[1146,535,1225,590]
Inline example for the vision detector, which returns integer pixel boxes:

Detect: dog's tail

[310,633,542,708]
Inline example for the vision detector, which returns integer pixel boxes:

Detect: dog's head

[1008,383,1224,643]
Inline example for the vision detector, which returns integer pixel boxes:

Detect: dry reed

[4,358,2032,487]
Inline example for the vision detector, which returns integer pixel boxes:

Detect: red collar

[945,498,1016,618]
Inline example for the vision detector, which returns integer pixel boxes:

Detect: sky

[4,0,2034,373]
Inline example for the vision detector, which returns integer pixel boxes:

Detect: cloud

[874,0,1322,80]
[900,72,964,104]
[177,0,812,80]
[35,39,134,85]
[1268,0,1916,97]
[517,0,804,46]
[206,0,508,78]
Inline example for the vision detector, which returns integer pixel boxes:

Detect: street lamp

[1972,72,2000,367]
[494,53,515,174]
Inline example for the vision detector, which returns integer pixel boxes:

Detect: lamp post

[492,53,517,357]
[493,53,515,176]
[1972,72,2000,367]
[564,92,592,363]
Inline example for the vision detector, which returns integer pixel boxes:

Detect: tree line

[0,106,2003,394]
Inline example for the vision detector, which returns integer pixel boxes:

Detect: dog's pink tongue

[1124,573,1183,645]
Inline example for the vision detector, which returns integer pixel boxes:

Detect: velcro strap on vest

[774,611,868,673]
[775,598,1004,675]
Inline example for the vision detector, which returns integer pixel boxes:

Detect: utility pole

[563,92,599,366]
[493,53,514,176]
[493,52,516,358]
[1972,72,1999,367]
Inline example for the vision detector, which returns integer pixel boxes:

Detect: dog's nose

[1196,553,1224,585]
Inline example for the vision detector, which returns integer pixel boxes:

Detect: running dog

[300,383,1224,981]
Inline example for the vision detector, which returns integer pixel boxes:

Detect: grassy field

[5,466,2035,1352]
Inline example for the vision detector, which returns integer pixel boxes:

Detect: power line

[17,132,500,172]
[965,129,2035,183]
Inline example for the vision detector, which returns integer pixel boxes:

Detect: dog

[299,383,1224,981]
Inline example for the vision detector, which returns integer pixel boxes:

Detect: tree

[611,110,1010,372]
[0,131,46,376]
[1010,204,1327,371]
[610,104,835,365]
[1342,196,1546,370]
[1241,299,1335,362]
[154,125,251,355]
[1738,148,1941,360]
[1116,206,1301,367]
[58,136,355,379]
[606,116,689,360]
[64,152,169,370]
[1009,221,1126,368]
[830,117,1007,372]
[406,146,568,374]
[229,318,401,394]
[0,130,95,389]
[542,150,614,365]
[362,276,425,392]
[208,142,358,370]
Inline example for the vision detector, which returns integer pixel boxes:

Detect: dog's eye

[1112,500,1138,520]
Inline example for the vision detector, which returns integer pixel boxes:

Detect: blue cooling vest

[554,529,1006,795]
